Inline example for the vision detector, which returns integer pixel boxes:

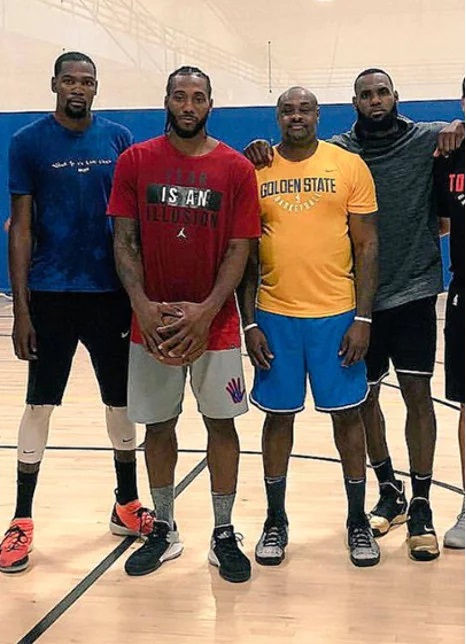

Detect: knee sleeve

[106,406,136,451]
[17,405,54,464]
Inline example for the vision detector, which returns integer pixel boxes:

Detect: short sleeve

[230,161,262,239]
[347,155,378,215]
[107,147,139,219]
[118,126,134,155]
[9,132,35,195]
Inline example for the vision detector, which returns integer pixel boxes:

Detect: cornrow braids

[165,66,212,98]
[164,66,212,133]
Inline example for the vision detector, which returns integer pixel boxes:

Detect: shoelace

[216,532,245,560]
[136,507,155,534]
[350,526,373,549]
[3,526,29,552]
[263,525,286,548]
[456,511,465,528]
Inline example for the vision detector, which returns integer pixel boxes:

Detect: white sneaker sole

[0,544,33,574]
[109,521,140,537]
[161,542,184,563]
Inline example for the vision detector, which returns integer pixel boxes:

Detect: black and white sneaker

[369,480,408,537]
[255,515,289,566]
[208,525,251,583]
[407,497,440,561]
[125,520,183,576]
[347,519,381,568]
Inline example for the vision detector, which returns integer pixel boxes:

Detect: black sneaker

[124,520,183,576]
[208,525,251,583]
[369,480,408,537]
[347,518,380,567]
[255,514,289,566]
[407,497,440,562]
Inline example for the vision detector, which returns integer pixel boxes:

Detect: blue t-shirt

[9,114,133,291]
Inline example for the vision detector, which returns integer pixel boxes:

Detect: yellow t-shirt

[256,140,377,318]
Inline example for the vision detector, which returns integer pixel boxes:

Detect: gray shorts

[128,343,248,424]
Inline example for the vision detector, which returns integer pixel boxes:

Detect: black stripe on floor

[16,457,207,644]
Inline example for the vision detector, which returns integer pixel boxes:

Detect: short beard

[356,103,399,134]
[166,108,209,139]
[284,128,314,147]
[64,105,88,120]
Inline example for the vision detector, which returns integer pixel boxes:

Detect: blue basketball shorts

[250,309,369,414]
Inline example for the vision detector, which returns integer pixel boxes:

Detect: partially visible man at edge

[434,79,465,550]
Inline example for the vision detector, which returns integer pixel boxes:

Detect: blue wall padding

[0,99,460,291]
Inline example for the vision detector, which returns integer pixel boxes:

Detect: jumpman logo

[177,228,187,240]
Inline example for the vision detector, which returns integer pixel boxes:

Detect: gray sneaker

[255,515,289,566]
[347,519,380,567]
[444,499,465,550]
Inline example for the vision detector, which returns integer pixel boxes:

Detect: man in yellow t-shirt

[238,86,379,569]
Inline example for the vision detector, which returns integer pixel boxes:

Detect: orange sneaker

[0,518,33,573]
[109,500,155,537]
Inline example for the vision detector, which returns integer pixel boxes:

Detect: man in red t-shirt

[108,66,261,583]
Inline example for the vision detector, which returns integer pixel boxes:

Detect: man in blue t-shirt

[0,52,154,574]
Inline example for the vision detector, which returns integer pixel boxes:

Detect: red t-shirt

[107,135,261,350]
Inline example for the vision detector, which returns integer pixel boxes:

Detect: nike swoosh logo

[121,331,130,339]
[22,450,36,454]
[121,438,133,443]
[396,498,406,505]
[423,526,436,533]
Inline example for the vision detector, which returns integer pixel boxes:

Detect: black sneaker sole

[217,567,251,583]
[125,544,183,576]
[407,534,440,561]
[208,552,251,582]
[409,550,440,561]
[125,558,164,576]
[255,552,285,566]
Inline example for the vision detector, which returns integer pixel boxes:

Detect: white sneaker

[444,499,465,550]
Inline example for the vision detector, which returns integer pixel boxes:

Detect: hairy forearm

[236,240,259,327]
[202,239,250,318]
[353,240,379,317]
[8,221,32,314]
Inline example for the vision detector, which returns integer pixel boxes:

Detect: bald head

[276,86,319,149]
[277,86,318,109]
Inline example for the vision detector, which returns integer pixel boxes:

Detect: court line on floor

[16,456,208,644]
[382,380,461,411]
[1,444,462,496]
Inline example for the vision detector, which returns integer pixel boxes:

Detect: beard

[64,103,88,120]
[356,103,399,134]
[166,107,209,139]
[284,125,314,146]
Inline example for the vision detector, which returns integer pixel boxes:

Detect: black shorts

[445,281,465,403]
[27,291,131,407]
[365,296,437,385]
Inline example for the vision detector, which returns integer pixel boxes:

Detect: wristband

[354,316,372,324]
[243,323,259,332]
